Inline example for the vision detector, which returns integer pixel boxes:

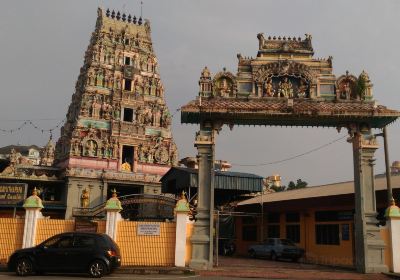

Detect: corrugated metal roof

[238,173,400,206]
[161,167,263,192]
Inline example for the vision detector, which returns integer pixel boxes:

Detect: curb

[114,267,195,275]
[383,272,400,279]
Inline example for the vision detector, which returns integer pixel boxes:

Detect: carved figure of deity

[341,82,351,100]
[144,108,153,125]
[161,109,171,129]
[102,139,110,158]
[112,140,119,159]
[101,101,113,120]
[278,77,293,98]
[120,159,132,172]
[152,106,161,126]
[86,140,97,157]
[264,79,274,97]
[80,188,90,208]
[297,80,307,98]
[91,96,101,118]
[113,103,121,120]
[81,97,90,117]
[73,140,81,156]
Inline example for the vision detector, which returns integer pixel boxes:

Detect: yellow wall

[185,222,194,266]
[116,221,176,266]
[236,208,356,267]
[0,218,24,264]
[303,209,354,267]
[380,226,392,271]
[96,220,106,234]
[35,219,75,244]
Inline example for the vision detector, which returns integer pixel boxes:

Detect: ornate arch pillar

[350,125,388,273]
[190,121,219,269]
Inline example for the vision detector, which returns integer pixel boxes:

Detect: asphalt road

[0,272,270,280]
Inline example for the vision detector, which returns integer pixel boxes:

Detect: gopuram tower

[55,8,178,218]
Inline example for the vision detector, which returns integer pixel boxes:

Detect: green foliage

[356,75,367,99]
[286,179,308,190]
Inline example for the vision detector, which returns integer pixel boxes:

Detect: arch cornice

[253,61,314,83]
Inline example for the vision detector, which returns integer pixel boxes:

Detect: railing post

[104,189,123,241]
[22,188,43,248]
[174,192,190,267]
[385,199,400,272]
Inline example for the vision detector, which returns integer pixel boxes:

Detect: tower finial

[141,1,143,19]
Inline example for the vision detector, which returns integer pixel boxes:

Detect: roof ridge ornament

[257,33,314,55]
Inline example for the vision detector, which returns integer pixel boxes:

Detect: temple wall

[35,219,75,244]
[0,218,24,264]
[116,221,176,266]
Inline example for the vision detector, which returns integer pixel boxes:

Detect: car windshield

[280,239,295,246]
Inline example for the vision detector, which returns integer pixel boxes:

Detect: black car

[8,232,121,278]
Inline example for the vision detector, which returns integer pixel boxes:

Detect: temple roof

[181,98,400,128]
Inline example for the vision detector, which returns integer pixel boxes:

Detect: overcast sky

[0,0,399,186]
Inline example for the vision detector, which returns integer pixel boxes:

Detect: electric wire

[231,135,348,167]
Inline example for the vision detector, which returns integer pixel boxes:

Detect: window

[316,224,339,245]
[315,210,353,222]
[267,225,280,238]
[242,216,257,241]
[286,212,300,223]
[267,212,280,223]
[123,108,134,122]
[124,56,131,65]
[124,38,130,45]
[74,236,96,248]
[58,237,73,248]
[124,79,132,91]
[286,225,300,243]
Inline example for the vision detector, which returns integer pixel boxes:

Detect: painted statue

[80,188,90,208]
[278,77,293,98]
[264,79,274,97]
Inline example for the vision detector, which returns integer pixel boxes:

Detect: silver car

[248,238,304,262]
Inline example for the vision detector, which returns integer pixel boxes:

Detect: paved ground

[199,256,394,279]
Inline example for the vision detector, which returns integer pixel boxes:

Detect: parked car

[248,238,304,262]
[8,232,121,278]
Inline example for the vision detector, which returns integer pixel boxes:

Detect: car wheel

[249,249,257,258]
[15,258,34,276]
[88,260,106,278]
[270,251,278,261]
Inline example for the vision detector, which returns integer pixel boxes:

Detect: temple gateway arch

[180,34,400,273]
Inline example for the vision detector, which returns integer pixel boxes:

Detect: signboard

[137,224,160,236]
[0,183,27,204]
[74,220,98,233]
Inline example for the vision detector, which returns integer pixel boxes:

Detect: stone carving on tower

[54,8,178,187]
[197,34,373,102]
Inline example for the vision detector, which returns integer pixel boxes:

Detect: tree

[286,179,308,191]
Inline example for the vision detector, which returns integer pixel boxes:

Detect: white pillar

[174,193,190,267]
[385,200,400,272]
[22,188,43,248]
[104,190,123,241]
[105,210,122,241]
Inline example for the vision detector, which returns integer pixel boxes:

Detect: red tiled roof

[181,98,400,127]
[182,98,398,116]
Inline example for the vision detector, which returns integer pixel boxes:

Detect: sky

[0,0,399,186]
